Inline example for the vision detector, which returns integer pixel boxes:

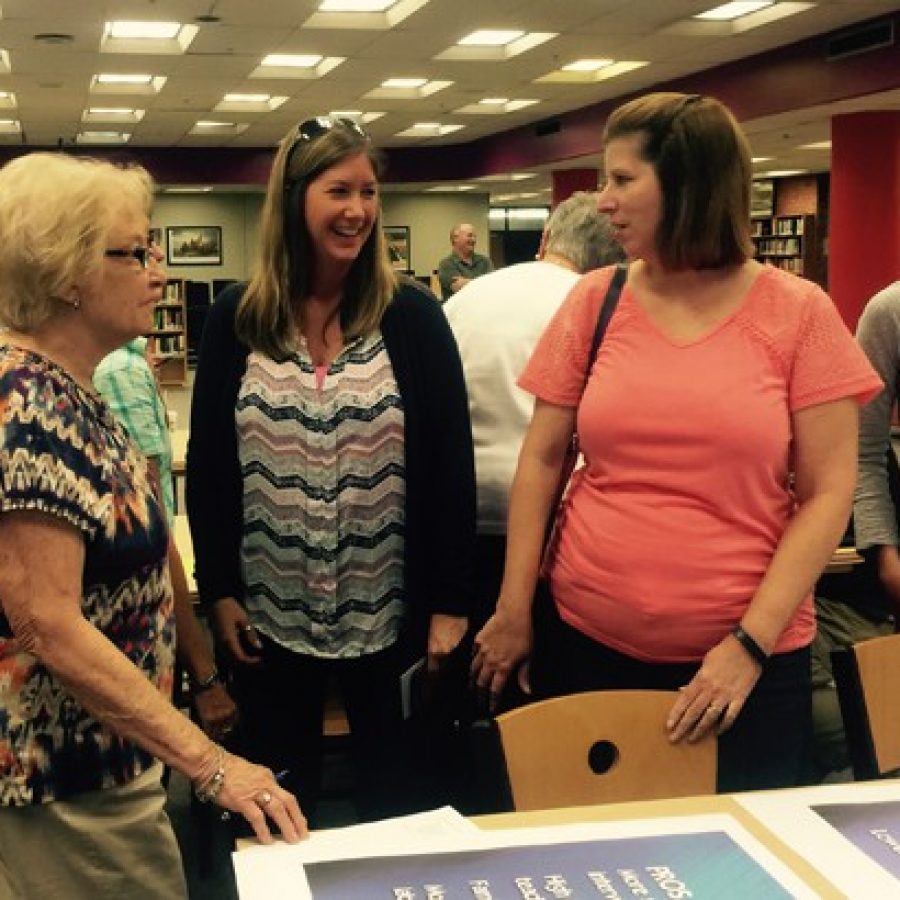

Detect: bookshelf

[751,214,817,280]
[150,278,187,386]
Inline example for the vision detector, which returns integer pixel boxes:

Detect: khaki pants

[0,762,187,900]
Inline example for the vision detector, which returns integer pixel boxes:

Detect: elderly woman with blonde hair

[0,152,305,900]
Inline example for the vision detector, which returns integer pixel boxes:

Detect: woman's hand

[426,614,468,673]
[214,753,308,844]
[210,597,263,666]
[666,633,763,744]
[193,683,240,742]
[471,606,533,712]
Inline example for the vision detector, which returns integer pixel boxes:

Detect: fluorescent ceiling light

[751,156,773,163]
[251,55,343,79]
[562,59,612,72]
[798,140,831,150]
[261,54,323,68]
[395,122,464,137]
[96,73,153,84]
[694,2,772,20]
[425,185,474,192]
[319,0,396,9]
[382,77,426,89]
[75,130,130,144]
[458,30,523,46]
[479,98,508,105]
[0,119,21,133]
[164,186,213,193]
[329,110,385,123]
[195,121,234,128]
[758,169,806,177]
[0,92,16,109]
[83,107,145,123]
[224,93,270,103]
[107,21,181,39]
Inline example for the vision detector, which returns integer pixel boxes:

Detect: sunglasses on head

[283,116,370,189]
[294,115,369,143]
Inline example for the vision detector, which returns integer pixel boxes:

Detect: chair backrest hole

[588,739,619,774]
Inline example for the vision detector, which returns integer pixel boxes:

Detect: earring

[72,297,81,310]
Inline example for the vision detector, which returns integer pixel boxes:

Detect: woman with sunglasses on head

[472,93,882,792]
[187,117,475,823]
[0,153,305,900]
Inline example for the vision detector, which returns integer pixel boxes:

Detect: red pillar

[829,111,900,329]
[551,168,599,208]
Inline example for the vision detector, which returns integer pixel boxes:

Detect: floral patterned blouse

[0,344,174,806]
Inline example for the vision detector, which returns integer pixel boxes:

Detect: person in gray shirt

[811,280,898,779]
[437,222,493,300]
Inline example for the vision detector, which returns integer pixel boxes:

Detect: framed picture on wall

[166,225,223,266]
[750,179,775,218]
[384,225,411,271]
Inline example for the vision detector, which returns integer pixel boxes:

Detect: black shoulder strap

[584,263,627,386]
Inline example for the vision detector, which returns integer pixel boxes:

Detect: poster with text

[305,830,795,899]
[738,781,900,897]
[812,800,900,879]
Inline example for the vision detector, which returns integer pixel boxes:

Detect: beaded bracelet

[731,624,768,666]
[194,744,226,803]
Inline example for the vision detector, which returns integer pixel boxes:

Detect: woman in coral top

[471,92,882,791]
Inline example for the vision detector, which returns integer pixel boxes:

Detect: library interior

[1,2,900,899]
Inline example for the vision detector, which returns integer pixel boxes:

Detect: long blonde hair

[237,120,397,359]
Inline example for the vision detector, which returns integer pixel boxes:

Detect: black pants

[227,636,412,826]
[529,584,812,793]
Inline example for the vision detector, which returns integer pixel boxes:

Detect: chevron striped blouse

[236,332,406,658]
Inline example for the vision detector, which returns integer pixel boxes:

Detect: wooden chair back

[832,633,900,779]
[494,690,717,811]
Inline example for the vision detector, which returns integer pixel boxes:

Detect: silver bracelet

[194,745,226,803]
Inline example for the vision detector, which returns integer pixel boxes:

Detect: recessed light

[319,0,396,9]
[798,141,831,151]
[694,2,772,21]
[96,73,154,84]
[758,169,807,177]
[479,98,508,105]
[562,59,612,72]
[106,21,182,39]
[260,53,323,68]
[382,77,427,89]
[223,93,271,103]
[458,30,524,47]
[751,156,773,163]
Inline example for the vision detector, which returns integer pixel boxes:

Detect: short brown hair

[604,92,754,270]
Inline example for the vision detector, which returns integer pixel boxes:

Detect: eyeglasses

[104,246,152,269]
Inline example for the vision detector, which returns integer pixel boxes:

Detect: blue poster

[305,830,793,898]
[813,800,900,880]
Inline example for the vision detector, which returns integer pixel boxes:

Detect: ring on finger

[258,791,273,805]
[241,624,255,633]
[707,702,723,715]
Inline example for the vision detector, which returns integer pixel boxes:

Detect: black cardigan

[185,278,476,656]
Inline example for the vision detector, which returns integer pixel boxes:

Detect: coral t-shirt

[519,265,882,663]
